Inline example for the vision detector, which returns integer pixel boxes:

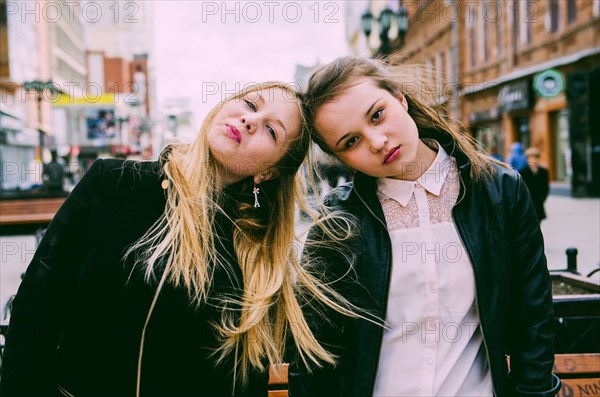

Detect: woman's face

[314,78,432,181]
[207,87,302,184]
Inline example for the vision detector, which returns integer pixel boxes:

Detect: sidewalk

[541,193,600,277]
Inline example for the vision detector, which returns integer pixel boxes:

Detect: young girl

[290,57,561,397]
[0,82,354,397]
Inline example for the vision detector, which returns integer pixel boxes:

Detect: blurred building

[356,0,600,196]
[68,1,156,163]
[1,0,86,190]
[1,0,35,190]
[295,61,321,91]
[161,97,195,145]
[345,0,371,56]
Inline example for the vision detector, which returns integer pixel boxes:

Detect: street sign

[534,69,565,99]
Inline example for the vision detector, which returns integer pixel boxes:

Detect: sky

[152,1,352,139]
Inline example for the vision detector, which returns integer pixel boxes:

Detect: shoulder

[89,158,160,182]
[84,159,164,201]
[474,162,526,205]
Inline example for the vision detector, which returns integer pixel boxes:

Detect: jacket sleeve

[0,160,104,397]
[287,214,355,397]
[507,172,561,397]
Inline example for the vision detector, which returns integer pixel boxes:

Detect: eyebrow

[334,98,382,149]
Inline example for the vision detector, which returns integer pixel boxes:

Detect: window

[482,2,489,62]
[512,0,520,49]
[426,58,433,82]
[435,51,442,85]
[468,4,477,67]
[520,0,532,45]
[496,0,502,57]
[567,0,576,25]
[549,0,560,33]
[446,48,453,83]
[1,1,7,25]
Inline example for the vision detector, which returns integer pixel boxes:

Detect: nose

[367,131,388,153]
[241,114,258,134]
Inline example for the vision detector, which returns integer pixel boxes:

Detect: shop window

[514,115,531,149]
[552,109,572,181]
[475,125,505,161]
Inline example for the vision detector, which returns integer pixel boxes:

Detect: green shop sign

[533,69,564,98]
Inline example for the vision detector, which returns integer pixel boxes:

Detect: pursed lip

[383,145,401,165]
[226,124,242,143]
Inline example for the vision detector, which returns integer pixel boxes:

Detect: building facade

[0,0,86,190]
[358,0,600,196]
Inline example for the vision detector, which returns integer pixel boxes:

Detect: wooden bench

[555,353,600,397]
[268,364,288,397]
[0,197,65,226]
[267,354,600,397]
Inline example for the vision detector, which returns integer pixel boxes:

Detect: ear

[396,92,408,112]
[254,167,280,184]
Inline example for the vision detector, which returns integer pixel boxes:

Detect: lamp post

[396,5,408,47]
[23,80,61,161]
[361,4,409,56]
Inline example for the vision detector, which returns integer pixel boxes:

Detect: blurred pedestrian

[0,83,354,397]
[520,147,550,223]
[41,151,65,193]
[508,142,527,171]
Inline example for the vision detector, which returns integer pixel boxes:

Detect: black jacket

[289,139,560,397]
[0,159,268,397]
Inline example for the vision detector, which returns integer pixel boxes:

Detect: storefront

[498,79,534,153]
[0,110,39,191]
[566,66,600,197]
[468,108,504,160]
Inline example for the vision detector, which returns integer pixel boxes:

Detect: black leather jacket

[289,138,561,397]
[0,159,268,397]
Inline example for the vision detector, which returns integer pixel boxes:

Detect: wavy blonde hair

[126,82,367,389]
[303,56,505,182]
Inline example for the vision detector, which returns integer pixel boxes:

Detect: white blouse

[373,141,493,397]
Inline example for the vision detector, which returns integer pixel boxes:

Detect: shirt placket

[415,185,440,396]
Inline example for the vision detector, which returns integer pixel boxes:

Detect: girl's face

[314,78,434,181]
[208,87,302,184]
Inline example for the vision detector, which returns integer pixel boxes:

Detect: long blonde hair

[303,56,504,181]
[126,82,366,387]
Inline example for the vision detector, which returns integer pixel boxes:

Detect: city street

[1,191,599,320]
[542,194,600,277]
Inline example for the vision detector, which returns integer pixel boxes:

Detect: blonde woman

[0,83,353,397]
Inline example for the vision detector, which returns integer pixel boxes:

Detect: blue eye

[344,136,360,149]
[244,99,257,111]
[267,125,277,141]
[372,109,383,123]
